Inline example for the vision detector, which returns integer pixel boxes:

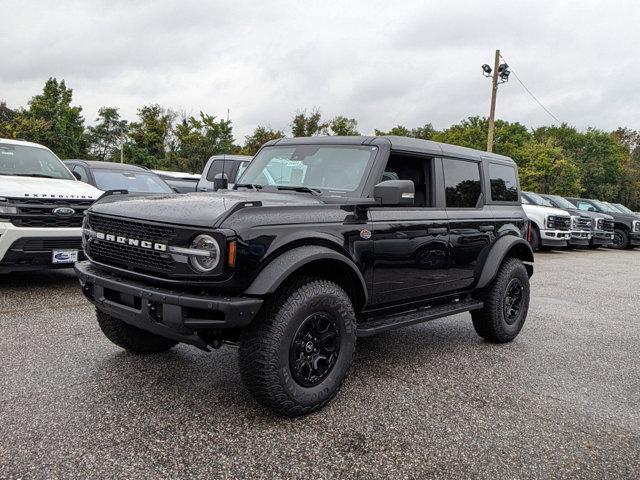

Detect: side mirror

[373,180,415,206]
[71,171,82,180]
[213,173,229,191]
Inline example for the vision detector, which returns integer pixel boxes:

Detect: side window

[73,165,89,182]
[577,201,593,212]
[443,159,482,208]
[206,160,236,181]
[382,154,432,207]
[489,163,518,202]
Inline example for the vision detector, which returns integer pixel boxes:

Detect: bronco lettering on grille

[95,232,167,251]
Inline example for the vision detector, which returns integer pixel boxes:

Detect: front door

[371,208,450,305]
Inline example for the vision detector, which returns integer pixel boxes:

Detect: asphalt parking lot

[1,249,639,479]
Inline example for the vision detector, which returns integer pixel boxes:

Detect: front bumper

[630,232,640,246]
[74,261,263,350]
[0,222,84,273]
[540,229,571,247]
[568,230,592,246]
[591,230,614,245]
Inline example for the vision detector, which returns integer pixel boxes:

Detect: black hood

[89,190,325,228]
[560,208,611,220]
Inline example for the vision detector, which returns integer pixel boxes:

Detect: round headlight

[189,234,221,272]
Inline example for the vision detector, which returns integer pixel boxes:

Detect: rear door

[441,157,495,290]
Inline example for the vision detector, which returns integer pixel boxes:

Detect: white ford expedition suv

[0,138,101,273]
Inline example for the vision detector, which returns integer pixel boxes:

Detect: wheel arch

[476,235,534,289]
[244,244,368,312]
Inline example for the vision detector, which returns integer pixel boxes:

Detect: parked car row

[521,190,640,251]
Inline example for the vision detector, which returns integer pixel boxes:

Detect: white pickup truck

[0,138,101,273]
[520,191,573,250]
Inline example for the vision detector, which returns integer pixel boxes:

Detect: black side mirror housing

[71,171,82,181]
[213,173,229,191]
[373,180,415,206]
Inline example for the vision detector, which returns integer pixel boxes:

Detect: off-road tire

[96,308,177,354]
[612,228,630,249]
[238,276,356,417]
[472,257,530,343]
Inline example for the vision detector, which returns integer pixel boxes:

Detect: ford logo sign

[53,207,76,217]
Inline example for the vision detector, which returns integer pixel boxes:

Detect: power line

[499,53,563,125]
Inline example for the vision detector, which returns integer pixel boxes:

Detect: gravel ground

[1,249,639,479]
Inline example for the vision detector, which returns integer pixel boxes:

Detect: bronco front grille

[87,214,176,244]
[6,197,93,228]
[89,239,175,274]
[86,213,177,275]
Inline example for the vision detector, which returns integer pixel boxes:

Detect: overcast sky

[2,0,639,140]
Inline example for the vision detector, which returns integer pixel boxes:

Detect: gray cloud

[2,0,639,141]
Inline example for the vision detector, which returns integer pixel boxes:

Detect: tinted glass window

[206,160,237,181]
[93,170,173,193]
[489,163,518,202]
[0,143,74,180]
[73,165,89,182]
[238,145,377,195]
[443,159,482,208]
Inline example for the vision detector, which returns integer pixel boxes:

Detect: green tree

[241,126,284,155]
[291,108,327,137]
[374,125,412,137]
[535,125,624,200]
[86,107,128,162]
[7,78,87,158]
[433,116,530,160]
[517,139,582,195]
[328,116,360,136]
[166,112,236,173]
[126,104,175,168]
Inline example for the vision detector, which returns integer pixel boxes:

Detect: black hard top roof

[266,136,514,164]
[65,160,150,171]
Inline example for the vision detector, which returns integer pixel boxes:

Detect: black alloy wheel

[289,312,340,387]
[503,278,524,325]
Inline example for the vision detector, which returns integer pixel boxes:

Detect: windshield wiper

[9,173,59,179]
[275,186,322,196]
[234,183,263,190]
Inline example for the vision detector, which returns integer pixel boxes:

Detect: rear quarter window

[489,163,519,202]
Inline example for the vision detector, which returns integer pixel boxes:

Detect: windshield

[546,194,575,209]
[614,203,635,214]
[235,161,249,181]
[93,169,173,193]
[591,199,619,214]
[522,192,553,207]
[0,143,74,180]
[236,145,378,195]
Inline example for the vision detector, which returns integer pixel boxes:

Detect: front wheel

[472,258,530,343]
[238,277,356,417]
[612,229,629,249]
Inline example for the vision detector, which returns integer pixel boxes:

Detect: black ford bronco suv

[74,136,534,416]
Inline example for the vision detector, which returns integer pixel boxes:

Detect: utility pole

[486,49,500,153]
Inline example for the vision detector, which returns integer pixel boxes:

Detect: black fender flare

[476,236,534,289]
[244,244,368,306]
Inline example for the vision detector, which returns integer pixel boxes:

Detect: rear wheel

[238,277,356,416]
[96,309,176,354]
[472,258,530,343]
[612,229,629,249]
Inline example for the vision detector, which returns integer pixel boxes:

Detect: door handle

[479,225,495,232]
[428,227,448,235]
